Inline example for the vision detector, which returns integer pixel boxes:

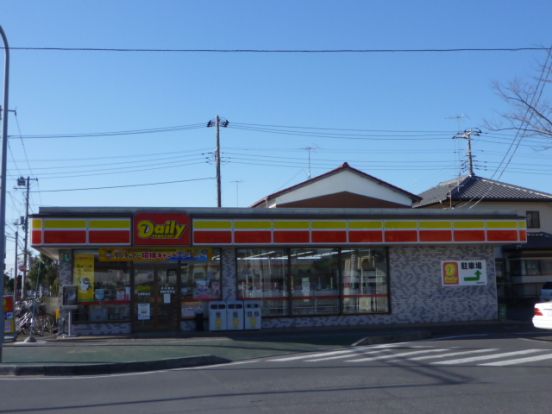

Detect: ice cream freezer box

[208,300,262,331]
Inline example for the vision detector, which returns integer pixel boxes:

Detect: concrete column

[58,250,73,334]
[221,248,236,301]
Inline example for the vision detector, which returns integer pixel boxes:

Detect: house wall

[272,170,414,207]
[466,201,552,234]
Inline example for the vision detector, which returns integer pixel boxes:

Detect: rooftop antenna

[230,180,243,207]
[302,146,317,178]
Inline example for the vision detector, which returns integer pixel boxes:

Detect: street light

[0,25,11,362]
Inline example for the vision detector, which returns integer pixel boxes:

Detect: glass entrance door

[133,266,179,332]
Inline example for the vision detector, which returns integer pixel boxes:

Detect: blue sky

[1,1,551,276]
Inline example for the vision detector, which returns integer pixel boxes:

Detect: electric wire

[7,46,550,54]
[13,123,205,139]
[22,160,209,181]
[12,112,35,176]
[32,176,215,193]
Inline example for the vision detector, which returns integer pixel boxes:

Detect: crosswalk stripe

[480,353,552,367]
[268,349,356,362]
[410,348,498,361]
[346,348,449,363]
[307,349,388,362]
[267,343,405,362]
[432,349,543,365]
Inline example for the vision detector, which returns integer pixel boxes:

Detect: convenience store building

[32,207,527,336]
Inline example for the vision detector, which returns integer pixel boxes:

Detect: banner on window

[74,254,95,302]
[98,247,212,263]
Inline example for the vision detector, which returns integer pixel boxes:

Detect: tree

[490,51,552,138]
[27,254,59,296]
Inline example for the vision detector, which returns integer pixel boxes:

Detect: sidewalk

[0,319,534,376]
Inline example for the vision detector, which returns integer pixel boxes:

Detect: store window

[73,252,131,323]
[341,248,389,313]
[236,247,390,317]
[507,258,552,277]
[236,249,288,316]
[290,248,339,315]
[180,252,222,319]
[526,211,540,228]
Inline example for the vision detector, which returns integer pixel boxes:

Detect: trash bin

[209,301,227,331]
[244,301,262,330]
[226,301,244,330]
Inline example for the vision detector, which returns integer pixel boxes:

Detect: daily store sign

[134,213,191,246]
[442,260,487,286]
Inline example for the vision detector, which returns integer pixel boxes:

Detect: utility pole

[453,128,481,176]
[16,176,38,299]
[13,228,18,298]
[207,115,229,207]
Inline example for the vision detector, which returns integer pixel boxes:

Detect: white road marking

[267,343,407,362]
[346,348,449,363]
[432,334,489,341]
[307,349,388,362]
[409,348,498,361]
[268,349,359,362]
[480,353,552,366]
[432,349,543,365]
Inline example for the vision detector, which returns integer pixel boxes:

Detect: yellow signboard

[442,262,459,285]
[74,254,95,302]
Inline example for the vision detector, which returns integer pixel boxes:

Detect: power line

[13,147,212,163]
[231,125,450,141]
[32,176,215,193]
[12,123,205,139]
[6,46,550,54]
[12,111,35,174]
[232,122,454,133]
[8,152,208,173]
[17,160,208,181]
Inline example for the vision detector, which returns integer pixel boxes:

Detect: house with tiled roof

[416,174,552,301]
[251,162,421,209]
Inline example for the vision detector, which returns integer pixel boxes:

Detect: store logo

[137,220,185,240]
[134,213,191,246]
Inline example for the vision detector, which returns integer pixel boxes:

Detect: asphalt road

[2,330,552,414]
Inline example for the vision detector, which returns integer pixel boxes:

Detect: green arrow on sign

[464,270,481,282]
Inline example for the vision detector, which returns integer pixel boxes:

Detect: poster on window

[442,260,487,286]
[137,303,151,320]
[74,254,95,302]
[3,296,15,335]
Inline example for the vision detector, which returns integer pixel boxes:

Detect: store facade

[31,207,527,336]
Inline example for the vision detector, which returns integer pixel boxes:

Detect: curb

[0,355,230,377]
